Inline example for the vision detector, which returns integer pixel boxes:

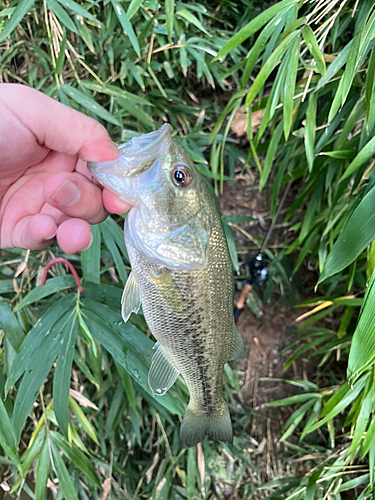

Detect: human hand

[0,84,131,254]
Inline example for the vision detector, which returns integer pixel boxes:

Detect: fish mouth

[88,124,172,179]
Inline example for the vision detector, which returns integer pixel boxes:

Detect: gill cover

[88,124,212,270]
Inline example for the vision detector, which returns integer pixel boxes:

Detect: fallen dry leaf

[69,389,99,410]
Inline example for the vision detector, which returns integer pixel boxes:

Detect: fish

[88,124,246,448]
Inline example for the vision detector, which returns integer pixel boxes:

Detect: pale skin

[0,84,131,254]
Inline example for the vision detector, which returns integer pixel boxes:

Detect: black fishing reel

[234,252,270,323]
[240,252,270,287]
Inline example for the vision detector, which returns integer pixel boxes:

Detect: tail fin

[179,402,233,448]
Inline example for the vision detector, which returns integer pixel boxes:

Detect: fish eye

[171,165,191,188]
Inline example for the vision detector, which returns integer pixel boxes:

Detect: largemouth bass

[88,124,245,448]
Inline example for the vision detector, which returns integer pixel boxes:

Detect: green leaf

[187,447,197,499]
[305,375,368,435]
[244,31,300,108]
[69,397,99,444]
[340,135,375,181]
[366,46,375,131]
[348,380,372,456]
[222,222,239,272]
[214,1,296,59]
[56,0,99,25]
[302,25,326,77]
[260,120,283,190]
[319,185,375,283]
[111,0,140,57]
[165,0,174,42]
[81,224,101,284]
[35,440,51,500]
[283,37,300,140]
[14,276,77,311]
[267,393,319,407]
[82,299,185,415]
[348,269,375,380]
[51,441,79,500]
[81,81,151,106]
[0,0,35,42]
[0,397,22,472]
[46,0,77,33]
[12,311,74,443]
[176,9,209,36]
[126,0,143,20]
[61,85,121,127]
[51,432,100,487]
[53,317,78,437]
[100,223,128,285]
[0,301,25,352]
[304,92,317,171]
[6,294,75,393]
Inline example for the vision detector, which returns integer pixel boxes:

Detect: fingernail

[82,232,93,252]
[52,180,81,206]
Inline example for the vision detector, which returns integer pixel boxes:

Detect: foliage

[2,0,375,498]
[211,0,375,497]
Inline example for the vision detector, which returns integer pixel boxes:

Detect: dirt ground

[218,174,314,434]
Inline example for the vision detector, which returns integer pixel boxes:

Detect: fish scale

[88,124,246,447]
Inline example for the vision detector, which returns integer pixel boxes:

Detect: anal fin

[148,343,179,396]
[229,325,246,361]
[121,271,141,322]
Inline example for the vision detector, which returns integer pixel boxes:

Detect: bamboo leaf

[283,37,300,140]
[81,224,101,284]
[0,397,21,472]
[69,397,99,444]
[35,439,51,500]
[0,0,35,42]
[53,317,78,437]
[348,269,375,381]
[56,0,99,25]
[304,375,368,435]
[244,31,299,108]
[319,185,375,283]
[214,1,296,59]
[6,295,75,393]
[304,92,317,171]
[111,0,140,57]
[126,0,143,20]
[61,85,121,127]
[51,431,100,487]
[46,0,77,33]
[0,301,25,352]
[51,441,79,500]
[12,311,74,443]
[165,0,174,42]
[260,120,283,190]
[14,276,77,311]
[340,135,375,181]
[302,25,326,77]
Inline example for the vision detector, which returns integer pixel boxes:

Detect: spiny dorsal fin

[148,342,180,396]
[229,325,246,361]
[121,271,141,322]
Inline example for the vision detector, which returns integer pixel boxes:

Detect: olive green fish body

[88,124,245,447]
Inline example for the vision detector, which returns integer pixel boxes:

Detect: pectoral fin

[121,272,141,322]
[149,342,180,396]
[151,271,187,316]
[229,325,246,361]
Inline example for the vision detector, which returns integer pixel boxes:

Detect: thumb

[2,84,119,162]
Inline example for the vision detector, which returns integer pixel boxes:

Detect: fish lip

[118,123,172,156]
[87,123,172,178]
